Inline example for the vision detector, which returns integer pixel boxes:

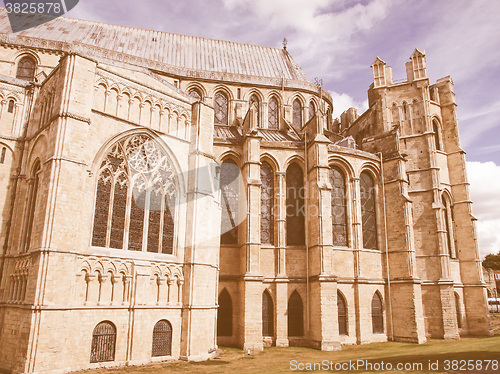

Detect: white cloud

[329,90,368,118]
[467,161,500,257]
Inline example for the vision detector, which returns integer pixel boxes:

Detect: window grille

[268,97,278,129]
[16,56,36,81]
[260,162,274,244]
[338,291,348,335]
[286,163,305,245]
[371,293,384,334]
[262,291,274,336]
[220,160,239,244]
[288,291,304,337]
[330,167,348,246]
[90,321,116,363]
[217,290,232,336]
[152,320,172,357]
[360,172,377,249]
[91,135,176,253]
[214,91,229,125]
[292,99,302,128]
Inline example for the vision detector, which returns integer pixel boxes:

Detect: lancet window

[260,162,274,244]
[330,167,348,246]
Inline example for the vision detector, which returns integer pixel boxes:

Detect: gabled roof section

[0,9,311,83]
[410,48,425,58]
[370,56,386,67]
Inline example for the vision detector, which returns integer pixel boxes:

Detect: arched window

[91,135,176,253]
[292,99,302,128]
[217,289,232,336]
[454,293,462,329]
[286,163,305,246]
[261,162,274,244]
[288,291,304,337]
[268,96,279,129]
[23,161,41,252]
[0,147,6,164]
[249,94,260,125]
[330,167,348,246]
[188,88,202,101]
[7,99,15,113]
[337,291,348,336]
[90,321,116,363]
[442,196,456,258]
[371,292,384,334]
[152,320,172,357]
[433,119,443,151]
[16,56,36,81]
[214,91,229,125]
[220,160,240,245]
[360,172,377,250]
[391,103,399,126]
[308,101,315,121]
[262,290,274,337]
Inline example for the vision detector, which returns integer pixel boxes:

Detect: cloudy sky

[4,0,500,256]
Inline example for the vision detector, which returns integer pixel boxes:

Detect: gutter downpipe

[305,131,310,334]
[379,151,394,341]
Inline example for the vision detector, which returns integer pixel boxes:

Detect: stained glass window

[288,291,304,337]
[214,91,229,125]
[371,292,384,334]
[286,163,305,246]
[293,99,302,128]
[217,289,232,336]
[91,135,177,253]
[262,290,274,336]
[16,56,36,81]
[268,97,279,129]
[360,172,377,250]
[261,162,274,244]
[338,291,347,336]
[220,160,240,244]
[330,167,348,246]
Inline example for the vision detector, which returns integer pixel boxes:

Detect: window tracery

[268,97,279,129]
[260,162,274,244]
[293,99,302,128]
[360,172,377,250]
[220,160,240,244]
[308,101,315,121]
[286,163,305,245]
[214,91,229,125]
[16,56,36,81]
[92,134,176,254]
[330,167,348,246]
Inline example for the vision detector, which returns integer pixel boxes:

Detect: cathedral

[0,8,491,373]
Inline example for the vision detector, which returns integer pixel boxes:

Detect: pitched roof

[0,9,311,83]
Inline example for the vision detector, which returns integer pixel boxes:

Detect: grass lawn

[79,334,500,374]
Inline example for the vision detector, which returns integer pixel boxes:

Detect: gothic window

[433,120,443,151]
[217,289,232,336]
[360,172,377,250]
[308,101,315,121]
[262,290,274,337]
[152,320,172,357]
[330,167,348,246]
[16,56,36,81]
[337,291,348,336]
[91,134,176,253]
[454,293,462,328]
[286,163,305,246]
[23,161,41,252]
[188,88,202,101]
[442,196,456,258]
[214,91,229,125]
[260,162,274,244]
[293,99,302,128]
[0,147,6,164]
[371,292,384,334]
[7,99,14,113]
[90,321,116,363]
[391,103,399,126]
[402,102,411,135]
[268,96,279,129]
[249,94,260,125]
[288,291,304,337]
[220,160,240,245]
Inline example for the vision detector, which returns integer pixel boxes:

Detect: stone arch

[337,290,348,335]
[217,288,232,337]
[371,290,384,334]
[288,290,304,337]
